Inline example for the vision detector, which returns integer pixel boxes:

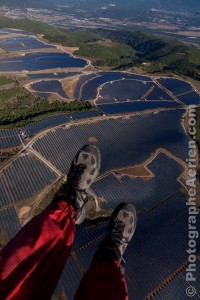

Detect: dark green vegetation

[0,84,94,128]
[44,30,102,47]
[0,17,62,36]
[75,42,136,69]
[0,76,15,86]
[45,27,200,77]
[92,29,200,80]
[0,150,18,164]
[44,30,136,69]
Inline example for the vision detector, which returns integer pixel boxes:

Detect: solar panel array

[157,78,193,96]
[98,101,180,114]
[74,73,99,100]
[0,110,102,150]
[0,155,58,207]
[98,80,174,103]
[92,153,183,210]
[154,260,200,300]
[28,72,81,80]
[30,80,69,99]
[76,71,153,101]
[32,110,189,175]
[126,192,200,299]
[0,207,21,240]
[0,129,22,150]
[0,29,33,35]
[0,52,87,72]
[157,78,200,105]
[58,255,83,299]
[0,135,22,150]
[22,110,101,138]
[177,91,200,105]
[0,36,54,52]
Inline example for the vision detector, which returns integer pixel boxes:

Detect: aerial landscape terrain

[0,1,200,299]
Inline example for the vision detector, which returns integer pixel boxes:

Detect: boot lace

[110,220,129,246]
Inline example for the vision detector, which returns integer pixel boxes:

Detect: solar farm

[0,36,55,52]
[0,29,200,300]
[29,80,69,99]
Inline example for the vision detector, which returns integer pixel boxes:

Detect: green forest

[0,82,94,128]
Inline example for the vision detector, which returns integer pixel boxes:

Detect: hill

[0,17,200,78]
[0,17,63,35]
[92,29,200,79]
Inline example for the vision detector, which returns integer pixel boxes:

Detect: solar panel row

[98,80,174,103]
[30,80,69,99]
[0,52,87,72]
[97,101,180,114]
[0,207,21,240]
[92,153,183,210]
[0,36,54,52]
[0,135,22,150]
[32,110,189,176]
[0,155,58,207]
[0,110,101,151]
[28,72,81,80]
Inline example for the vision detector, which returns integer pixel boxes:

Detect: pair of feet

[53,145,137,263]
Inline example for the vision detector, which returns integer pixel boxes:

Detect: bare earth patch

[114,165,154,181]
[88,136,97,143]
[62,75,82,100]
[95,39,114,48]
[57,45,80,55]
[84,64,97,72]
[0,230,9,247]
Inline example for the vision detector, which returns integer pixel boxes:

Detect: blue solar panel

[22,110,101,137]
[0,52,87,72]
[0,135,22,150]
[30,80,69,99]
[157,78,192,96]
[0,36,54,52]
[74,73,98,100]
[0,207,21,239]
[98,101,180,114]
[28,72,81,80]
[154,261,200,300]
[98,80,175,103]
[177,91,200,105]
[32,109,189,175]
[92,153,183,210]
[126,192,194,299]
[0,155,58,206]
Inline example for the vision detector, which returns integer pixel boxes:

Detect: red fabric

[0,200,128,300]
[74,255,129,300]
[0,200,76,300]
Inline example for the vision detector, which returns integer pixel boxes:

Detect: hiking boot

[53,144,101,224]
[97,202,137,262]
